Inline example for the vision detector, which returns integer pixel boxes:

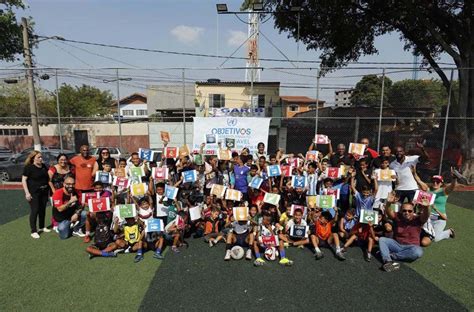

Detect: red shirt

[52,188,78,222]
[394,213,423,246]
[70,155,96,191]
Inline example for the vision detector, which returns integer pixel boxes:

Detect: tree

[0,1,33,62]
[351,74,392,107]
[263,1,473,161]
[56,84,114,117]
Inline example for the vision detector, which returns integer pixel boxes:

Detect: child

[85,211,119,259]
[117,216,145,263]
[224,219,254,260]
[101,162,113,192]
[253,211,293,267]
[114,158,129,205]
[338,208,357,239]
[351,171,375,217]
[204,208,224,247]
[342,220,376,262]
[309,210,346,260]
[372,157,396,210]
[136,196,154,222]
[84,181,113,243]
[280,208,309,248]
[144,221,165,260]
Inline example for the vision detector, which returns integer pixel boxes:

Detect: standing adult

[69,145,98,200]
[378,192,430,272]
[372,145,396,168]
[389,145,429,203]
[359,137,379,159]
[97,147,118,171]
[22,151,50,239]
[48,153,72,193]
[329,143,354,167]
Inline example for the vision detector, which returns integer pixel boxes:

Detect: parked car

[0,150,76,182]
[89,147,129,160]
[0,146,13,162]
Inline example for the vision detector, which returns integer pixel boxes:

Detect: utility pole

[22,17,41,151]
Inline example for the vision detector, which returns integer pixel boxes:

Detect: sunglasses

[402,209,413,213]
[101,152,109,155]
[432,180,442,184]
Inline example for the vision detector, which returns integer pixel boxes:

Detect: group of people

[21,136,458,272]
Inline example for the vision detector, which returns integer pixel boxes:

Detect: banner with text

[193,117,271,154]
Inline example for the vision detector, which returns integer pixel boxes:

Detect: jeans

[29,189,49,233]
[432,219,451,242]
[396,190,417,204]
[57,210,87,240]
[379,236,423,263]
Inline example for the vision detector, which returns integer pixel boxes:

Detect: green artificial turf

[0,190,29,225]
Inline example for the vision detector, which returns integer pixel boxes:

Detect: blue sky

[1,0,455,103]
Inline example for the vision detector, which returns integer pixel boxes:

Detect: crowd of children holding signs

[26,130,461,272]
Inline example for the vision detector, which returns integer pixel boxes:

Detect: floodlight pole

[55,69,63,152]
[439,69,454,176]
[376,68,386,152]
[315,69,320,137]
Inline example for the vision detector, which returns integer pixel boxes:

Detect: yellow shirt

[124,224,140,244]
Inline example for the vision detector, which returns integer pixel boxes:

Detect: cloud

[170,25,204,44]
[227,30,248,47]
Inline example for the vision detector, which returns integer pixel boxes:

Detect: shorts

[235,232,249,247]
[93,241,114,250]
[289,236,307,242]
[204,232,221,242]
[145,232,163,243]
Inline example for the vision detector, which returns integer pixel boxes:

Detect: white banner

[193,117,270,154]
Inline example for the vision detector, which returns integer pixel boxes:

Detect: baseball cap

[432,175,444,183]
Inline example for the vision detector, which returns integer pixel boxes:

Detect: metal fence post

[315,69,320,137]
[116,68,123,151]
[439,69,454,175]
[54,69,63,152]
[182,68,187,145]
[377,68,386,152]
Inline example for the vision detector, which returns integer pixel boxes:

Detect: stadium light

[216,3,228,13]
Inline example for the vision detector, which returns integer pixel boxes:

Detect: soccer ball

[230,246,245,260]
[264,247,279,261]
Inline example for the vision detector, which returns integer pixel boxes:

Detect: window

[289,105,299,112]
[257,95,265,108]
[308,105,316,110]
[136,109,147,116]
[0,128,28,136]
[122,110,134,116]
[209,94,225,108]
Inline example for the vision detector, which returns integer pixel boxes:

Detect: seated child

[224,219,254,261]
[280,208,309,248]
[309,210,346,261]
[85,211,119,259]
[116,216,145,263]
[341,220,376,262]
[338,208,357,239]
[84,181,113,243]
[204,208,224,247]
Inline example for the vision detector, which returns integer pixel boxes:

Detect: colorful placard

[129,166,145,178]
[130,183,147,197]
[88,197,111,212]
[289,225,309,238]
[81,192,100,205]
[316,195,336,209]
[280,165,293,177]
[225,189,243,201]
[324,188,340,200]
[314,134,329,144]
[306,196,317,209]
[360,209,378,224]
[113,176,130,188]
[263,193,281,206]
[267,164,282,177]
[116,204,137,219]
[349,143,366,156]
[327,167,341,179]
[389,203,400,213]
[164,147,178,159]
[218,149,232,161]
[155,195,169,217]
[113,167,127,178]
[182,170,198,183]
[152,167,169,180]
[248,176,263,189]
[210,184,227,198]
[413,190,436,206]
[291,175,307,188]
[290,204,307,218]
[138,148,155,161]
[377,169,396,182]
[306,150,319,162]
[287,157,300,168]
[206,134,217,144]
[225,138,235,149]
[160,131,170,143]
[164,185,178,200]
[179,145,190,158]
[233,207,249,221]
[95,171,112,184]
[146,218,164,233]
[193,154,203,166]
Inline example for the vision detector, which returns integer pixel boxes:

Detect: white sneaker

[53,226,59,234]
[245,248,252,260]
[72,229,86,237]
[41,227,51,233]
[31,232,40,239]
[209,239,214,247]
[224,250,231,260]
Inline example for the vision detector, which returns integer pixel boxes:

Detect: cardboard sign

[206,134,217,144]
[88,197,111,212]
[360,209,378,224]
[164,185,178,200]
[205,172,216,181]
[113,176,130,188]
[81,192,100,205]
[349,143,366,156]
[179,145,190,158]
[155,195,169,217]
[324,188,340,200]
[290,204,307,218]
[233,207,249,221]
[146,218,164,233]
[139,148,155,162]
[280,165,293,177]
[377,169,396,182]
[182,170,197,183]
[314,134,329,144]
[175,215,186,230]
[152,167,169,180]
[129,166,145,178]
[113,167,127,178]
[218,149,232,161]
[210,184,227,198]
[316,195,336,209]
[95,171,112,184]
[306,151,319,162]
[164,147,178,159]
[263,193,281,206]
[160,131,170,143]
[339,165,350,177]
[116,204,137,219]
[225,138,235,149]
[306,196,317,209]
[289,225,309,238]
[261,235,278,247]
[225,189,243,201]
[248,176,263,189]
[130,183,147,197]
[267,165,281,177]
[287,157,300,168]
[413,190,436,206]
[390,203,400,213]
[327,167,341,179]
[189,206,202,221]
[193,154,203,166]
[291,175,307,188]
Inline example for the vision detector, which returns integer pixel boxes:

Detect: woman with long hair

[97,148,118,171]
[22,151,50,239]
[48,153,73,193]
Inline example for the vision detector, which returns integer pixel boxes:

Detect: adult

[329,143,354,167]
[97,147,118,171]
[389,145,429,203]
[48,153,72,193]
[415,170,457,245]
[360,137,379,159]
[372,145,396,168]
[378,192,430,272]
[52,176,87,239]
[22,151,51,239]
[69,145,98,198]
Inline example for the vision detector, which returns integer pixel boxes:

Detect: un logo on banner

[227,118,237,127]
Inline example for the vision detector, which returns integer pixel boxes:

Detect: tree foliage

[351,74,392,107]
[0,0,33,62]
[0,81,55,118]
[56,84,114,117]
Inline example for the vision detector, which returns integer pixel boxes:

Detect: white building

[115,93,148,119]
[334,89,354,107]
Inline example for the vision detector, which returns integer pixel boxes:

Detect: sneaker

[113,249,125,255]
[283,242,290,248]
[53,226,59,234]
[341,247,348,253]
[382,261,401,272]
[335,251,346,261]
[153,252,164,260]
[365,252,372,262]
[449,228,456,239]
[245,249,252,260]
[224,250,232,261]
[41,227,51,233]
[172,246,180,253]
[314,250,324,260]
[83,235,91,243]
[89,254,95,260]
[31,232,40,239]
[134,254,144,263]
[279,257,294,266]
[124,247,131,254]
[209,239,215,247]
[297,245,304,249]
[72,229,86,238]
[254,258,265,266]
[70,221,79,229]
